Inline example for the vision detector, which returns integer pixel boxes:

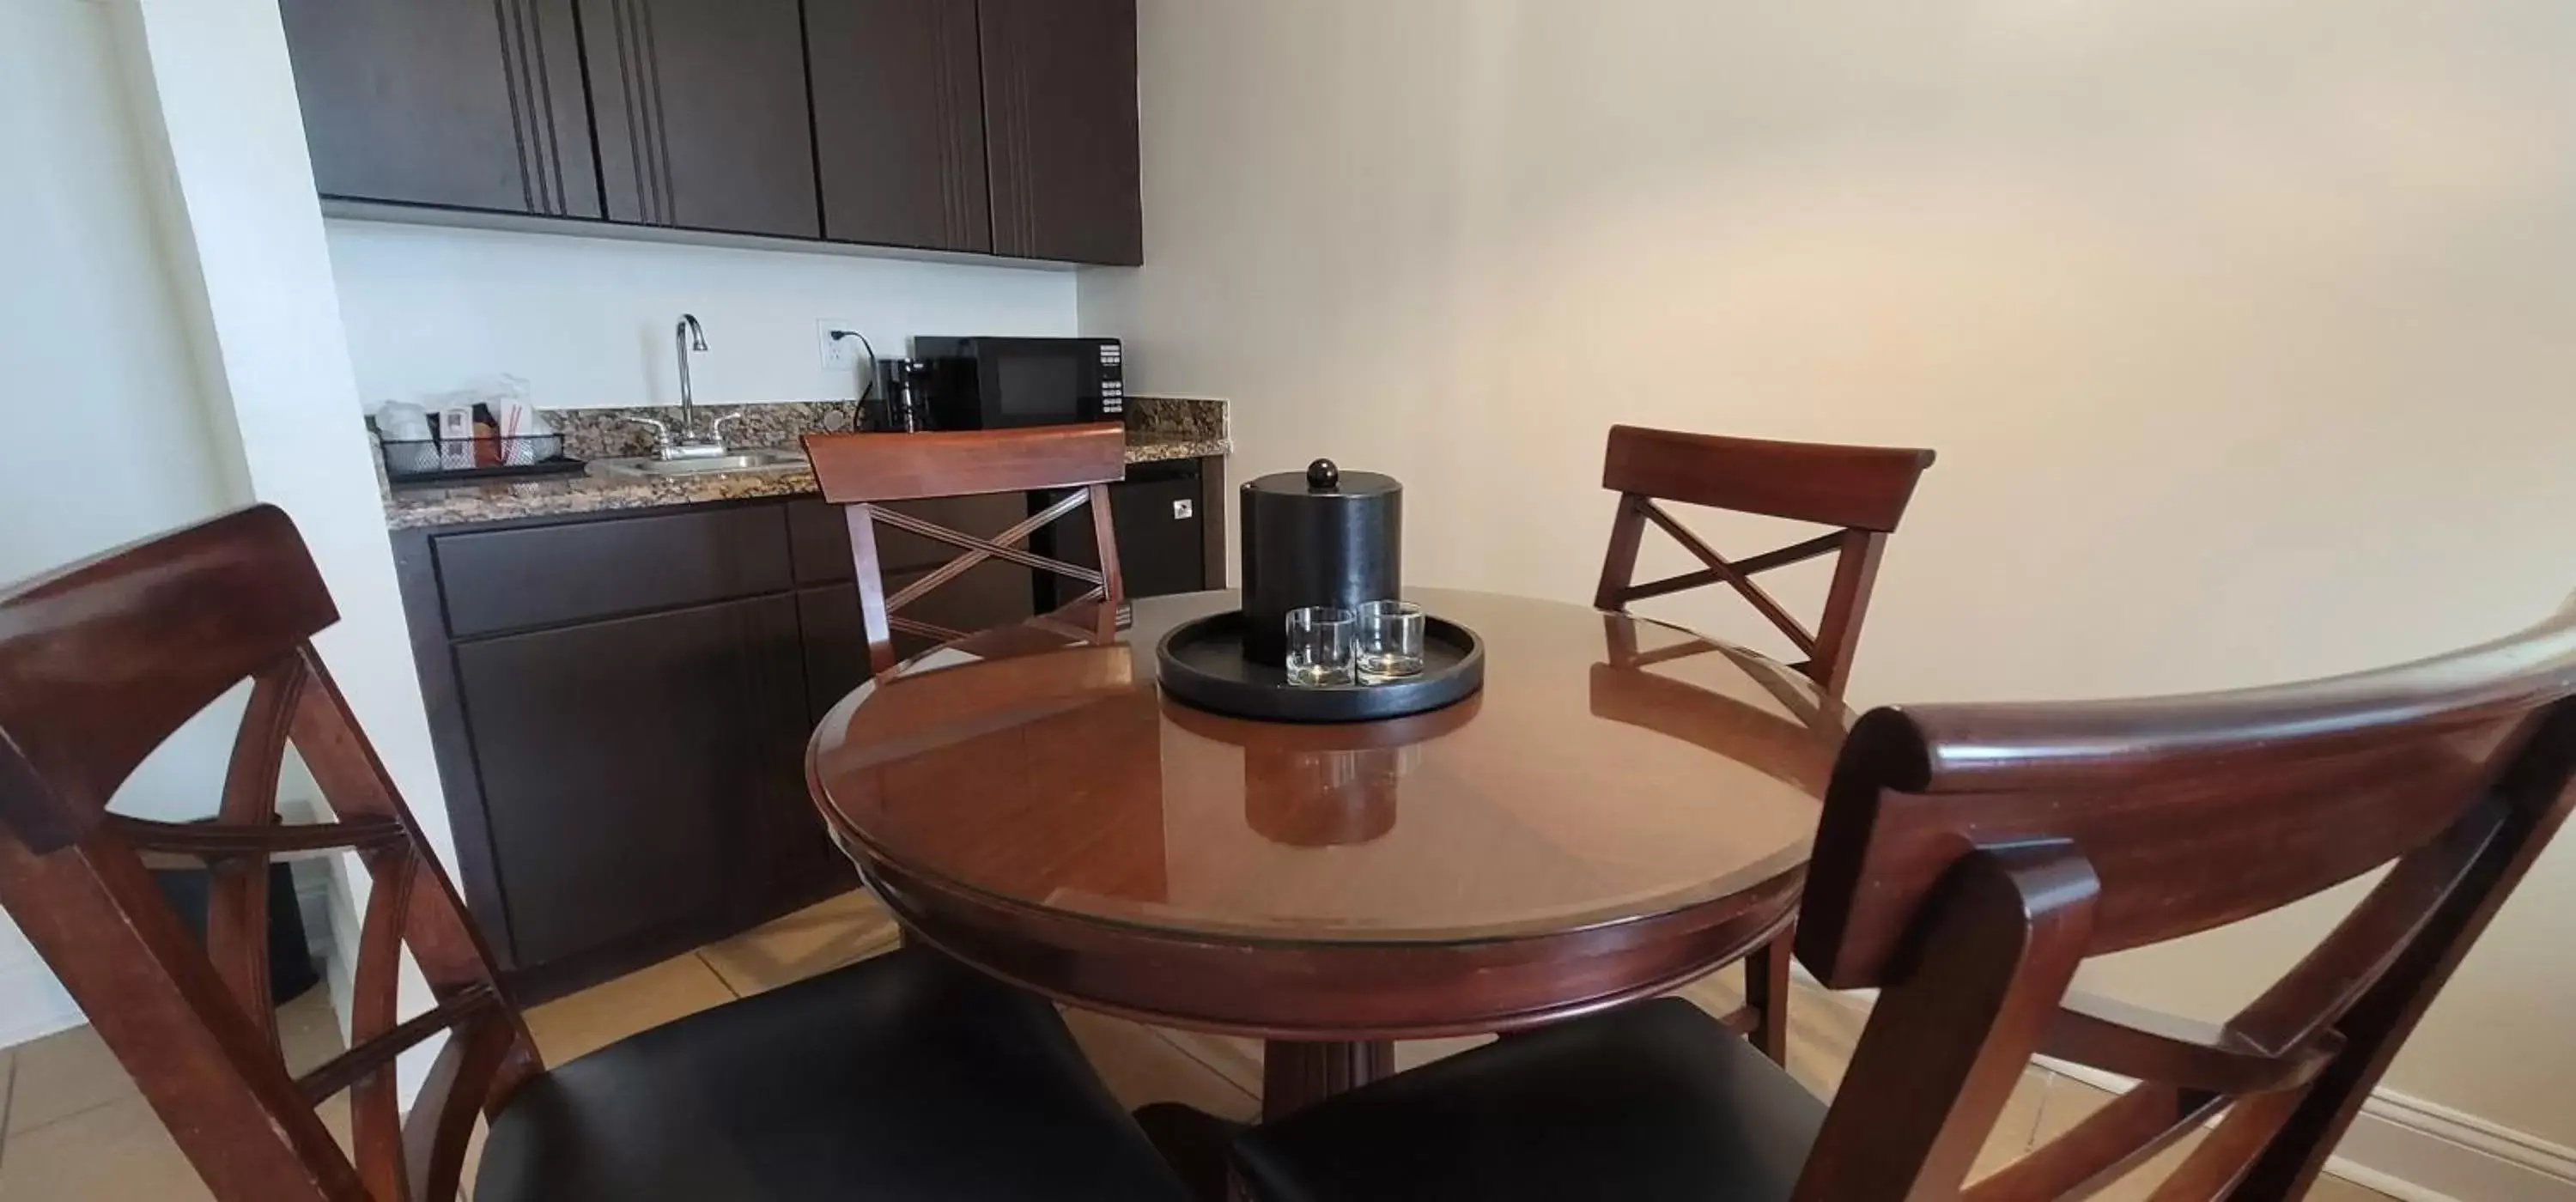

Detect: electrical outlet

[817,320,870,371]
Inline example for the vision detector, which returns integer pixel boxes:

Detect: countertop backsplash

[548,401,862,460]
[547,396,1227,460]
[1121,396,1228,445]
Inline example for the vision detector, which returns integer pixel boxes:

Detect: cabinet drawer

[436,506,793,637]
[787,494,1040,585]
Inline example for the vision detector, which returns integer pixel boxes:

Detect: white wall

[121,0,461,1094]
[0,0,461,1096]
[0,0,252,1046]
[1084,0,2576,1164]
[325,221,1080,410]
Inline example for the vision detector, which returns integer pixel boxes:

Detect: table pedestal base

[1133,1038,1396,1201]
[1261,1038,1394,1118]
[1133,1102,1245,1201]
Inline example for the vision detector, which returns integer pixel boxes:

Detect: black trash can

[150,858,322,1005]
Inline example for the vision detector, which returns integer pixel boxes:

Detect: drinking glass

[1357,599,1426,682]
[1284,606,1356,687]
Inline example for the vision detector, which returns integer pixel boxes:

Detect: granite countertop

[383,398,1228,531]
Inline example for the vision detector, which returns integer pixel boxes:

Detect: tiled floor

[1,887,2397,1200]
[0,983,349,1199]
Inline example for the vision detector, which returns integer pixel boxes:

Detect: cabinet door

[579,0,820,238]
[435,504,793,638]
[798,585,872,723]
[1109,474,1208,598]
[797,559,1041,720]
[280,0,598,216]
[794,494,1044,721]
[1041,467,1207,607]
[979,0,1143,264]
[453,594,811,972]
[806,0,991,252]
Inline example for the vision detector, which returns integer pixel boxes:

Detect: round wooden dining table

[805,586,1850,1144]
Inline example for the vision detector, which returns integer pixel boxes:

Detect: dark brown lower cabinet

[795,561,1040,724]
[1036,462,1215,609]
[393,461,1220,1002]
[787,492,1044,722]
[398,498,845,1000]
[453,595,813,975]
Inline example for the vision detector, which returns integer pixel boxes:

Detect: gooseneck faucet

[628,313,744,458]
[676,313,708,435]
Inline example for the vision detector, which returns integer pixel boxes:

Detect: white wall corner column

[111,0,453,1092]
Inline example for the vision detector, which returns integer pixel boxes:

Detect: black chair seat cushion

[1231,998,1824,1202]
[477,946,1190,1201]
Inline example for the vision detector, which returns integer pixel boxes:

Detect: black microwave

[907,337,1124,430]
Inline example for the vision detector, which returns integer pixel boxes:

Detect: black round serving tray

[1157,609,1484,723]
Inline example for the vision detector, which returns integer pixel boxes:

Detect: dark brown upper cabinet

[280,0,599,217]
[806,0,992,253]
[283,0,1143,264]
[979,0,1144,265]
[579,0,821,239]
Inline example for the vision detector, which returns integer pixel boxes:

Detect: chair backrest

[0,505,539,1202]
[1790,596,2576,1200]
[803,423,1130,675]
[1593,424,1935,697]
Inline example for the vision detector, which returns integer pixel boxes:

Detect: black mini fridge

[1035,459,1209,609]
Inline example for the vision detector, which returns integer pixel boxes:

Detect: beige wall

[1081,0,2576,1149]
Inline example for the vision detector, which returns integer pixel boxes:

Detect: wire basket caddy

[379,434,582,484]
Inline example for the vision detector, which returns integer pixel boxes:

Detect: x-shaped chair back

[804,423,1130,676]
[1592,424,1935,698]
[1795,597,2576,1199]
[0,506,538,1202]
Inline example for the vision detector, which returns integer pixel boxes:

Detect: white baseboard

[1811,965,2572,1201]
[0,953,85,1049]
[321,856,365,1030]
[2039,1058,2576,1202]
[289,861,338,965]
[2330,1088,2576,1202]
[0,860,347,1053]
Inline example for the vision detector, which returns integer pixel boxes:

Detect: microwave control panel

[1098,343,1125,414]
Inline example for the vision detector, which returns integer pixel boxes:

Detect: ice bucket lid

[1245,458,1400,499]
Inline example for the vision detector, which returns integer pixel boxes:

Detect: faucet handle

[709,410,752,447]
[617,415,672,452]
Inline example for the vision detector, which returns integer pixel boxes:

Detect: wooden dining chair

[803,422,1129,676]
[0,504,1190,1202]
[1233,593,2576,1202]
[1594,423,1935,697]
[1593,422,1936,1065]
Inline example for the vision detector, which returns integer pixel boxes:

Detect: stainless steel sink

[596,449,808,477]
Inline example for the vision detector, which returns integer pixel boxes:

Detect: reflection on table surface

[808,588,1851,945]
